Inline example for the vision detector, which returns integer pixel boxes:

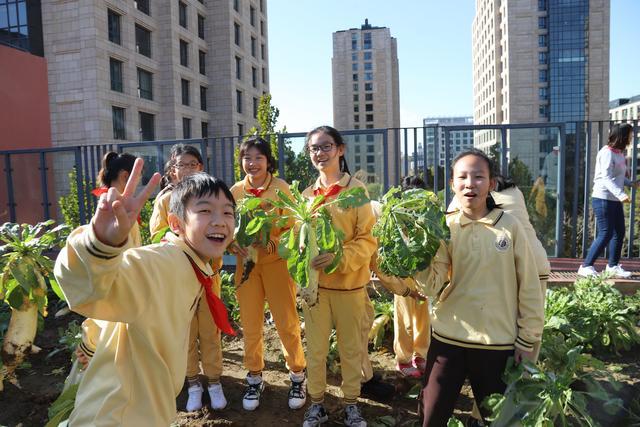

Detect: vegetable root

[0,302,38,391]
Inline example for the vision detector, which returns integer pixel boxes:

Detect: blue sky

[267,0,639,133]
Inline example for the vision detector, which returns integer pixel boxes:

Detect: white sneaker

[242,374,264,411]
[605,264,632,279]
[344,404,367,427]
[208,382,227,410]
[287,372,306,409]
[186,384,203,412]
[577,265,598,277]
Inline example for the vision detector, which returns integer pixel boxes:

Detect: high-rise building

[471,0,609,174]
[423,117,475,168]
[0,0,44,56]
[41,0,269,147]
[332,19,400,185]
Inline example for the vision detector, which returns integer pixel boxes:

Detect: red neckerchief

[92,186,141,224]
[245,174,271,198]
[91,187,108,197]
[313,183,344,198]
[186,256,236,336]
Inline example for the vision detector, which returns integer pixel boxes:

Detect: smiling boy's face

[170,192,235,263]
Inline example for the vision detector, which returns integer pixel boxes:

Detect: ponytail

[98,151,136,187]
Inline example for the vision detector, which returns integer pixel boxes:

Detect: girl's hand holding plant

[311,253,335,270]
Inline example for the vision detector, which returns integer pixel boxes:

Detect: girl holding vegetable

[415,149,544,426]
[228,137,307,411]
[301,126,376,427]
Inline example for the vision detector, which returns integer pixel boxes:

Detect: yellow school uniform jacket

[415,208,544,352]
[230,173,292,265]
[448,187,551,281]
[302,173,377,290]
[149,186,173,241]
[54,226,215,426]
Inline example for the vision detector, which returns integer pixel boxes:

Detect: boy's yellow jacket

[415,208,544,352]
[54,225,214,426]
[302,173,377,290]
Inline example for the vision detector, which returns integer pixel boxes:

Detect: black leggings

[421,338,513,427]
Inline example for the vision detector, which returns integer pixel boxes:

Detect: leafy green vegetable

[373,187,449,278]
[234,196,275,284]
[46,383,79,427]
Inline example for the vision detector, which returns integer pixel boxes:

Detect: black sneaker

[361,374,395,401]
[288,373,307,409]
[242,374,264,411]
[302,403,328,427]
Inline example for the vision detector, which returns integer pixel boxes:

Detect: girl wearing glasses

[301,126,376,427]
[228,137,307,412]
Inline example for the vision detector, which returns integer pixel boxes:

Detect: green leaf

[48,277,66,302]
[151,226,170,244]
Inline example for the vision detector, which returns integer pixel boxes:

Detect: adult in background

[579,123,638,278]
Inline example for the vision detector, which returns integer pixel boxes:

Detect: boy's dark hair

[169,143,204,165]
[401,175,427,190]
[451,148,499,210]
[239,137,276,173]
[305,125,351,174]
[98,152,136,187]
[608,123,633,151]
[169,173,235,221]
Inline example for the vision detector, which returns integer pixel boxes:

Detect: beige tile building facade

[332,20,400,186]
[42,0,269,148]
[471,0,609,174]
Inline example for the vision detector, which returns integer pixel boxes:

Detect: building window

[365,104,373,112]
[364,62,372,71]
[354,104,359,112]
[135,25,152,57]
[353,94,359,102]
[183,117,191,139]
[139,112,155,141]
[178,1,188,28]
[201,121,209,138]
[260,20,265,36]
[353,83,358,91]
[352,63,358,71]
[200,86,207,111]
[250,5,255,26]
[199,50,206,75]
[363,32,372,49]
[253,97,258,118]
[538,16,546,29]
[538,69,547,82]
[108,10,121,45]
[365,93,373,101]
[235,56,242,79]
[262,67,267,84]
[109,58,123,92]
[238,123,244,136]
[539,105,549,118]
[236,90,243,113]
[364,72,373,81]
[365,83,373,91]
[181,79,190,106]
[252,66,257,87]
[366,114,373,122]
[352,74,358,82]
[234,0,239,12]
[538,52,547,65]
[366,124,374,129]
[354,115,360,122]
[351,33,358,51]
[538,34,546,48]
[367,155,375,163]
[538,0,546,11]
[355,145,360,154]
[198,14,205,39]
[364,51,372,60]
[539,87,548,100]
[234,22,241,46]
[251,36,256,57]
[261,43,265,60]
[137,68,153,100]
[112,107,126,140]
[180,40,189,67]
[367,165,374,173]
[135,0,150,15]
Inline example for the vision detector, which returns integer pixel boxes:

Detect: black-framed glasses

[308,143,335,154]
[175,161,201,170]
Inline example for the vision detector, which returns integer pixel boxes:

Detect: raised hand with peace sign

[93,158,161,246]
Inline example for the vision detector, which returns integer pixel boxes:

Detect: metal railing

[2,120,639,259]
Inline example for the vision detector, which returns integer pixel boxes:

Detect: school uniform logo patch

[495,234,511,252]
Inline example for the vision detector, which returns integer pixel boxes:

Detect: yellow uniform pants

[393,294,430,364]
[361,290,375,382]
[186,280,223,381]
[237,260,305,373]
[304,287,366,404]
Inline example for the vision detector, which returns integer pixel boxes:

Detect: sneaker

[242,374,265,411]
[396,362,421,378]
[344,404,367,427]
[207,383,227,410]
[605,264,632,279]
[360,373,395,401]
[412,356,427,373]
[577,265,598,277]
[288,372,307,409]
[185,384,203,412]
[302,403,328,427]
